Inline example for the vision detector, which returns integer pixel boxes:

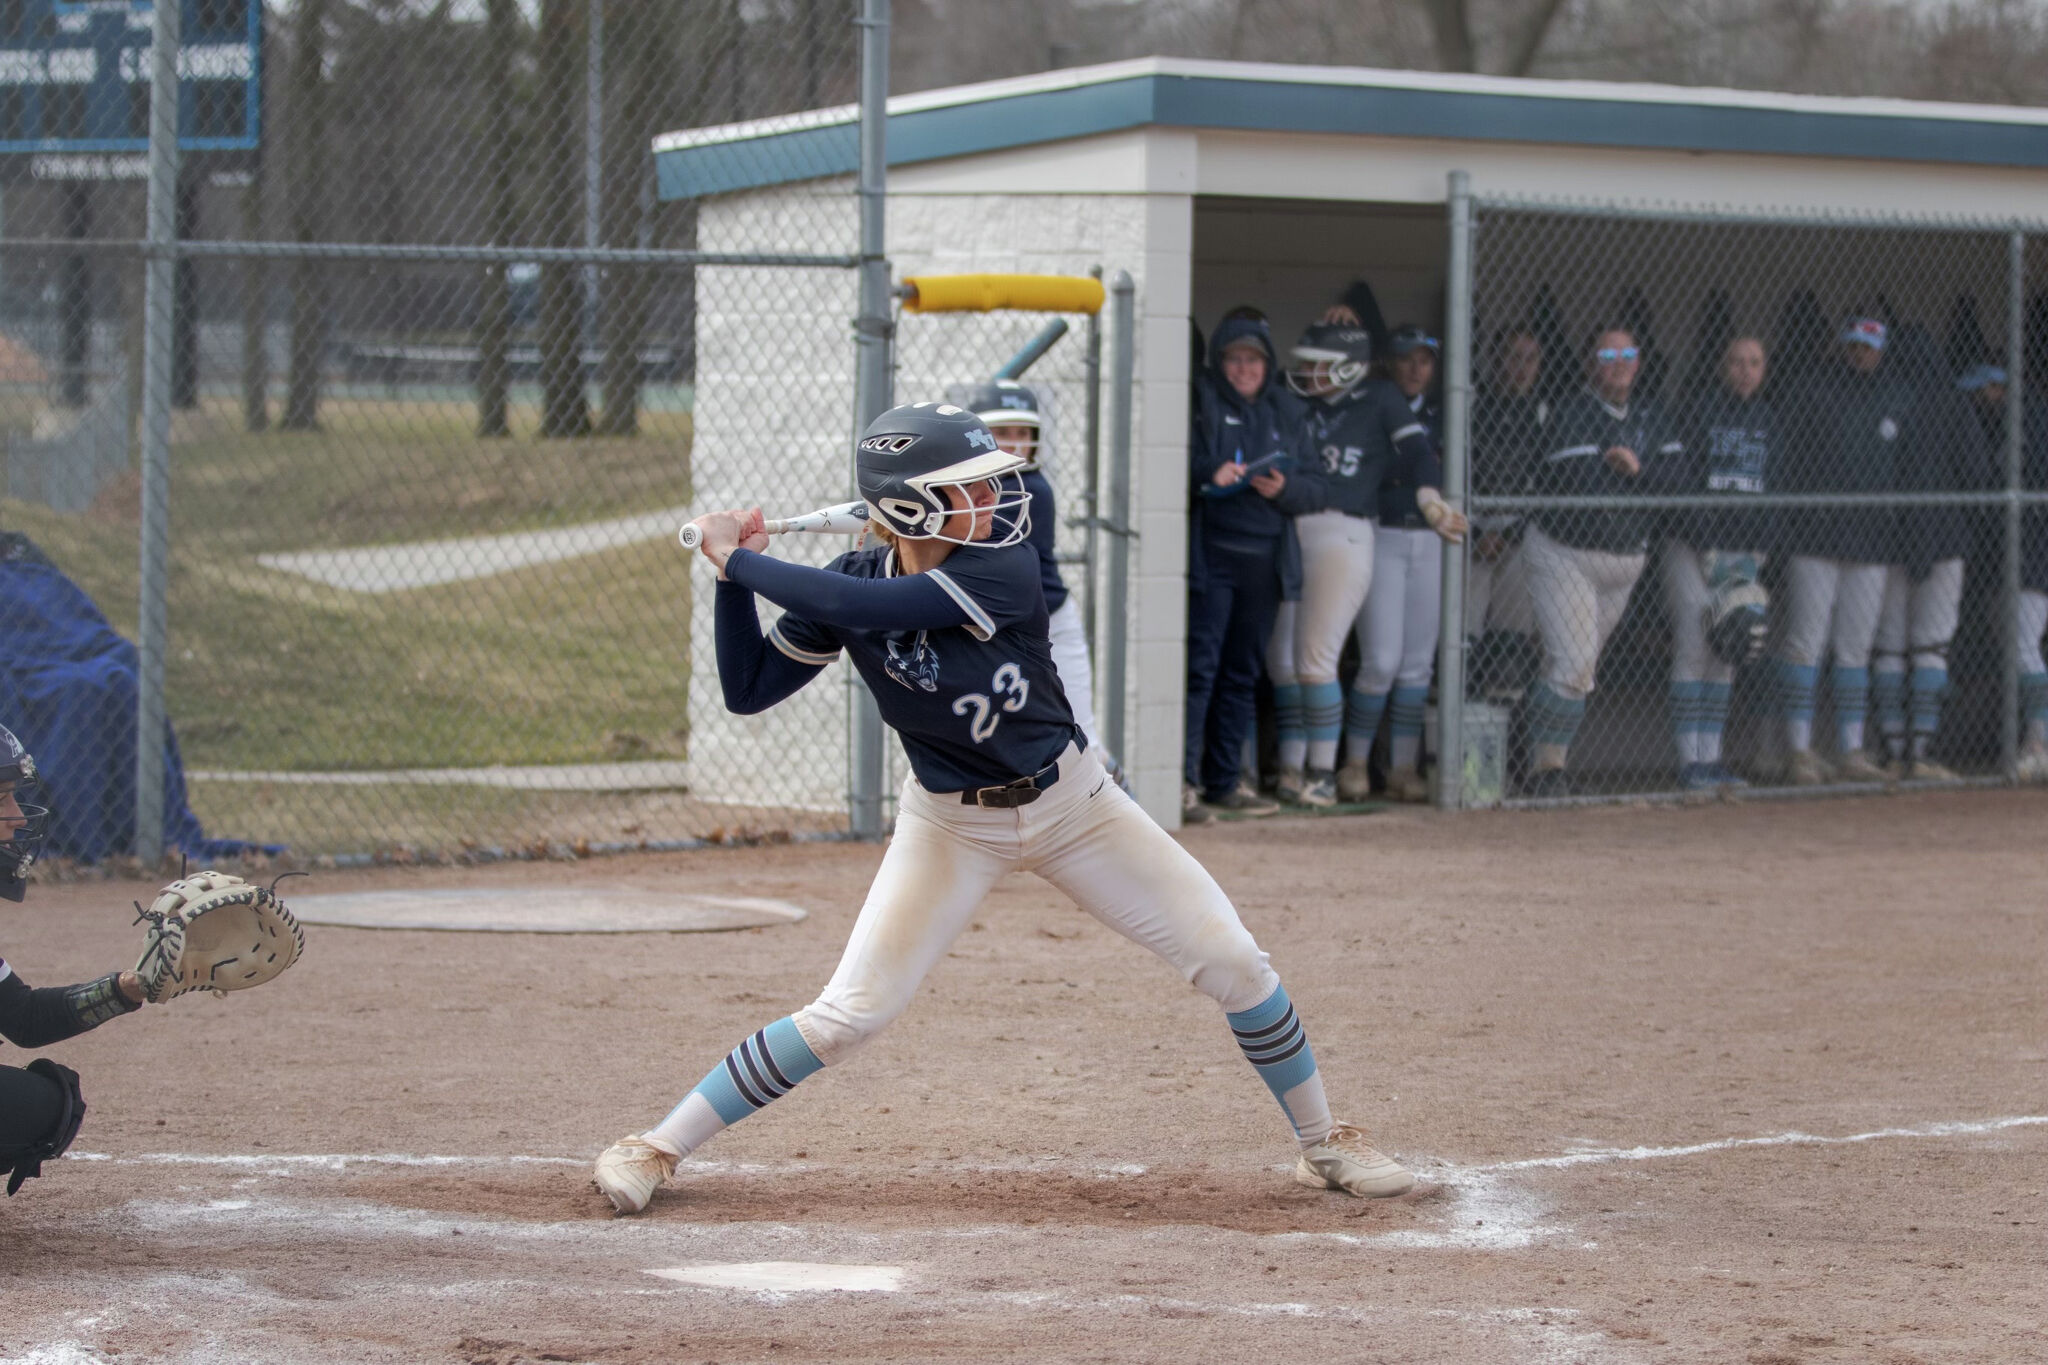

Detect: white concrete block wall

[689,173,1198,829]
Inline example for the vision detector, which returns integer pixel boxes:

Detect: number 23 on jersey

[952,663,1031,743]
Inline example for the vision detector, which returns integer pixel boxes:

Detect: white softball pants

[792,744,1280,1067]
[1046,596,1099,751]
[1468,539,1536,636]
[1662,540,1737,687]
[1522,524,1645,700]
[1266,510,1376,687]
[2022,588,2048,678]
[1778,556,1888,669]
[1354,524,1442,694]
[1874,559,1964,668]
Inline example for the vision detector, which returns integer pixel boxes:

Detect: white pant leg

[2020,589,2048,677]
[1778,557,1842,668]
[1523,525,1602,700]
[1467,552,1495,639]
[1875,565,1910,659]
[1392,526,1443,689]
[1021,749,1277,1014]
[1266,601,1300,687]
[1831,563,1889,669]
[1292,511,1375,685]
[1662,540,1716,684]
[1046,595,1099,750]
[1483,541,1537,635]
[1355,526,1413,694]
[795,779,1015,1066]
[1590,546,1647,672]
[1909,558,1965,665]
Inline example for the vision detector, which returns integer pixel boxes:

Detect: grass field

[7,395,700,805]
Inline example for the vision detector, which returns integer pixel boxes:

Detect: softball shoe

[1336,760,1374,804]
[1294,1122,1416,1198]
[1785,749,1833,786]
[1836,749,1890,784]
[1274,767,1307,805]
[1298,770,1338,808]
[1181,783,1213,825]
[594,1134,681,1215]
[1907,756,1960,783]
[1385,766,1429,803]
[2016,739,2048,784]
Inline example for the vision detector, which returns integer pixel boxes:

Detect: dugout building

[653,57,2048,827]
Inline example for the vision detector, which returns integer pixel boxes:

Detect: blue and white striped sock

[1832,665,1869,754]
[1776,660,1818,752]
[1526,681,1585,751]
[1909,665,1947,759]
[1343,689,1388,764]
[1872,663,1907,759]
[1387,684,1429,772]
[1698,681,1731,766]
[648,1016,823,1157]
[1274,683,1307,772]
[1303,681,1344,772]
[1227,984,1332,1148]
[2022,671,2048,743]
[1669,679,1705,766]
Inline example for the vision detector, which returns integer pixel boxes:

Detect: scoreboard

[0,0,260,174]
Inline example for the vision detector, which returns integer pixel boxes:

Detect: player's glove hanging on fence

[133,871,305,1003]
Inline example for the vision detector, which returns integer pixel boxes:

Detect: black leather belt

[961,759,1062,808]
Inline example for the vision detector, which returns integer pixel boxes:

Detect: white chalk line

[1465,1113,2048,1174]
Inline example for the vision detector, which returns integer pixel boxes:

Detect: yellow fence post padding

[899,274,1106,316]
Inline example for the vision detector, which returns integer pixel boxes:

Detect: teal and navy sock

[1777,659,1818,752]
[1274,683,1307,772]
[1669,679,1705,766]
[1388,684,1429,771]
[1832,665,1869,754]
[1227,984,1330,1146]
[2022,670,2048,741]
[1909,665,1947,759]
[1303,680,1344,771]
[1526,680,1586,751]
[1698,681,1731,766]
[648,1015,823,1156]
[1872,663,1907,760]
[1344,689,1388,763]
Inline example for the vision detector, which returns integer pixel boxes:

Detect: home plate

[291,887,807,934]
[645,1262,904,1293]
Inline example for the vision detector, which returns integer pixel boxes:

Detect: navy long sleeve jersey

[1777,366,1916,564]
[1303,378,1439,521]
[1654,387,1777,554]
[1375,390,1444,528]
[1020,468,1069,614]
[1530,388,1679,554]
[717,541,1080,792]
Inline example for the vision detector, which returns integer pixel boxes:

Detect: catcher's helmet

[1286,323,1374,400]
[966,379,1043,467]
[1704,554,1769,666]
[0,722,52,903]
[856,401,1030,546]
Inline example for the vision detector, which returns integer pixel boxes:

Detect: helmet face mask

[0,723,51,903]
[858,402,1033,548]
[1286,325,1373,400]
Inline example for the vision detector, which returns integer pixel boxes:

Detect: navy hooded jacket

[1188,313,1322,598]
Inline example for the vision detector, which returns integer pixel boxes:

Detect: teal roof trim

[655,72,2048,202]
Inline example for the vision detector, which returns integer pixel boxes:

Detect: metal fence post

[849,0,892,839]
[1082,264,1104,659]
[2003,228,2026,780]
[1434,170,1474,810]
[1101,270,1136,767]
[134,0,182,864]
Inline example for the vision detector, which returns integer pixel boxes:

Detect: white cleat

[594,1133,681,1215]
[1294,1121,1417,1198]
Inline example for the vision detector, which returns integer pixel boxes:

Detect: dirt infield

[4,790,2045,1364]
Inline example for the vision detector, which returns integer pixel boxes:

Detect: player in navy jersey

[593,401,1417,1215]
[1266,324,1464,807]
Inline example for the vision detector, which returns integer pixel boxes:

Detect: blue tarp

[0,534,281,863]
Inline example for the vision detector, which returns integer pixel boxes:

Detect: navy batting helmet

[1286,323,1374,400]
[965,379,1044,468]
[856,401,1030,546]
[1,723,52,903]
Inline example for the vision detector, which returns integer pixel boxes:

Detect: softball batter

[1266,324,1463,806]
[594,402,1415,1214]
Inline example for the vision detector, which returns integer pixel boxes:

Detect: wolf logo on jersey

[885,633,942,693]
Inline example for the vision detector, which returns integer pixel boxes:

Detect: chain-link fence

[1439,192,2048,807]
[0,0,879,868]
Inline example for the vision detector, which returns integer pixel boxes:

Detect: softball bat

[678,500,871,550]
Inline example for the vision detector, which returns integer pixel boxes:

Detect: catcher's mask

[857,402,1031,547]
[0,722,52,903]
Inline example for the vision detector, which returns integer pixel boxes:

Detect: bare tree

[283,0,328,432]
[476,0,521,438]
[534,0,590,438]
[596,0,668,435]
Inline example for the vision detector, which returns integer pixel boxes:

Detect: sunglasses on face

[1595,347,1640,364]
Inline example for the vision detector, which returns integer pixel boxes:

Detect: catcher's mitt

[1704,550,1770,667]
[134,870,305,1003]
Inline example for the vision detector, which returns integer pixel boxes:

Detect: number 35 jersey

[767,541,1081,792]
